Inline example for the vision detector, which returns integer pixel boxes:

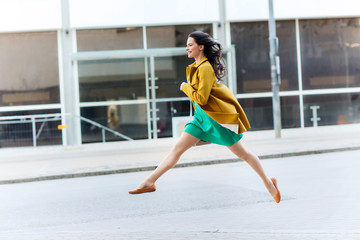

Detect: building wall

[1,0,360,32]
[0,0,359,147]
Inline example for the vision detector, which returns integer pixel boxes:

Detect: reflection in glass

[0,31,60,106]
[154,56,193,98]
[77,27,143,51]
[0,109,62,148]
[238,96,300,130]
[147,24,213,48]
[300,18,360,89]
[281,96,300,128]
[81,104,148,143]
[304,93,360,127]
[78,58,146,102]
[238,98,273,130]
[231,21,298,93]
[156,100,191,138]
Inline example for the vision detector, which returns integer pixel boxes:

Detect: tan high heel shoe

[128,184,156,194]
[270,177,281,203]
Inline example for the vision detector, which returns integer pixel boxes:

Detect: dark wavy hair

[188,31,226,81]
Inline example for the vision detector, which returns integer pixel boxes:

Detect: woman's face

[186,37,203,59]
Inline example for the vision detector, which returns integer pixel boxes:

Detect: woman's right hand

[180,82,187,91]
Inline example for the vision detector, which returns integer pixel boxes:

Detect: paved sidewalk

[0,124,359,184]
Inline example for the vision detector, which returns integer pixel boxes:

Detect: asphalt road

[0,150,359,240]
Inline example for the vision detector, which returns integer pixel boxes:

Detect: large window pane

[0,31,60,106]
[78,58,146,102]
[77,27,143,51]
[231,21,298,93]
[300,18,360,89]
[80,105,148,143]
[0,109,62,148]
[303,93,360,127]
[157,100,191,138]
[238,98,273,130]
[154,56,192,98]
[238,96,300,130]
[281,96,301,128]
[147,24,213,48]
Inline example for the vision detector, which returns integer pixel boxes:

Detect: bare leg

[227,141,278,197]
[135,132,200,189]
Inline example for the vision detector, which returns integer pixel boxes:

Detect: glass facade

[300,18,360,90]
[1,18,359,147]
[78,58,146,102]
[230,21,298,93]
[154,55,192,98]
[0,109,62,148]
[76,27,143,51]
[147,24,213,48]
[238,96,300,130]
[80,104,148,143]
[304,93,360,126]
[0,31,60,106]
[156,100,191,138]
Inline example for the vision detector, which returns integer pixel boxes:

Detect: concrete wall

[0,0,359,32]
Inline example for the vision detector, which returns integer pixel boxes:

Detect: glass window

[147,24,213,48]
[300,18,360,89]
[231,21,298,93]
[0,31,60,106]
[76,27,143,51]
[303,93,360,127]
[0,109,62,148]
[154,55,193,98]
[80,104,148,142]
[78,58,146,102]
[238,98,273,130]
[281,96,301,128]
[238,96,300,130]
[157,100,191,138]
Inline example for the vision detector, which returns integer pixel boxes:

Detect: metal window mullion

[142,25,147,50]
[57,28,68,146]
[0,104,61,113]
[296,19,305,128]
[31,117,37,147]
[145,57,152,139]
[149,56,158,139]
[72,28,82,145]
[229,45,237,95]
[79,99,148,108]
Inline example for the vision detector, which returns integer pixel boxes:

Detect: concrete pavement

[0,123,359,184]
[0,150,360,239]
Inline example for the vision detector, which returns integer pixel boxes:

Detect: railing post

[31,117,37,147]
[102,129,106,143]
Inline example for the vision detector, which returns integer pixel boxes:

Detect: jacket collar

[186,57,208,82]
[188,56,208,68]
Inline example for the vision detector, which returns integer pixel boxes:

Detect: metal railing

[0,113,62,147]
[0,113,132,148]
[78,116,133,142]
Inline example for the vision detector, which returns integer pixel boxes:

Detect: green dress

[184,101,243,146]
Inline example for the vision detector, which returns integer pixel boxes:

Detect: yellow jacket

[182,57,251,134]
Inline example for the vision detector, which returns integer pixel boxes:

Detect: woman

[129,31,281,203]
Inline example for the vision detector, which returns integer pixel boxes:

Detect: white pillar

[59,0,81,146]
[217,0,227,45]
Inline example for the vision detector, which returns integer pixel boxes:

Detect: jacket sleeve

[181,65,216,106]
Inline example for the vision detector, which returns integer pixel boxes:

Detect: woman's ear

[199,45,204,51]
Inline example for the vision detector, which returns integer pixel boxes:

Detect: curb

[1,146,359,185]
